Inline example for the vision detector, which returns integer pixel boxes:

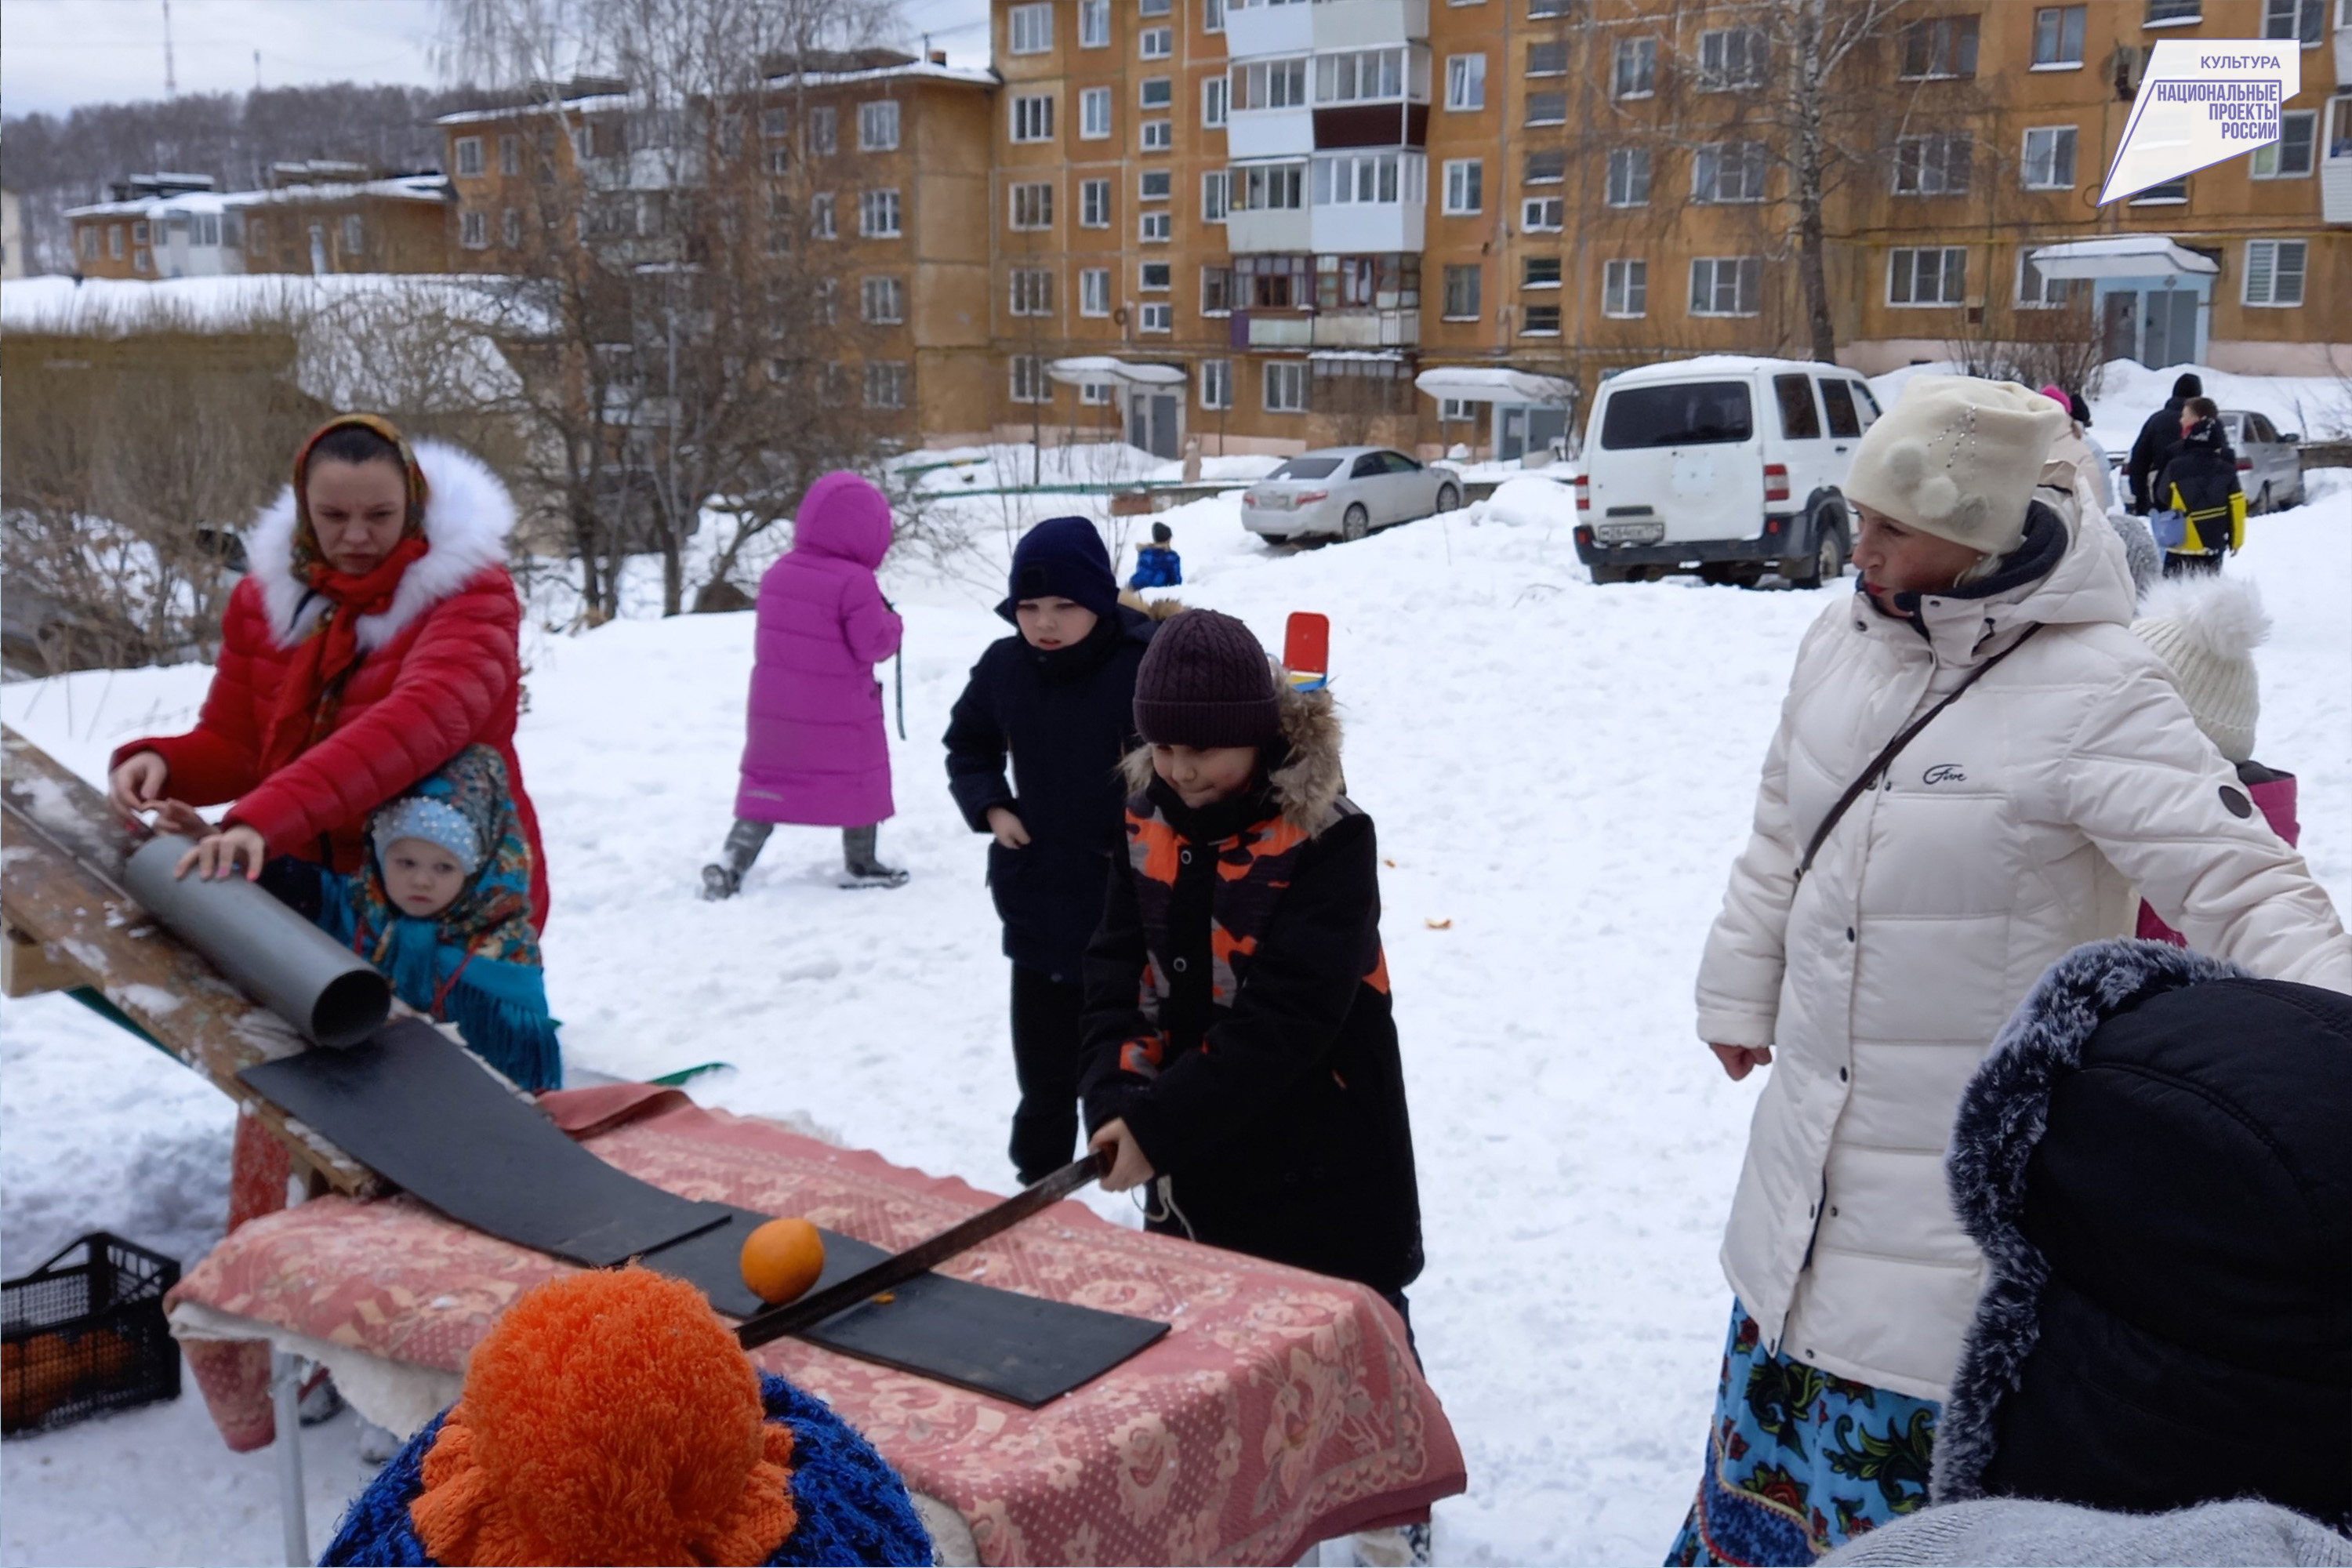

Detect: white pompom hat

[2132,576,2270,763]
[1846,374,2071,557]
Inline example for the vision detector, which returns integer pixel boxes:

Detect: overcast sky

[0,0,993,120]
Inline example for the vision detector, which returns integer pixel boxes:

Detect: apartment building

[67,168,452,281]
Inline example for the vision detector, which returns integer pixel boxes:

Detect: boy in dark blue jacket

[1127,522,1182,590]
[945,518,1165,1183]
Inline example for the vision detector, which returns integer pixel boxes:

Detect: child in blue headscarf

[321,746,562,1090]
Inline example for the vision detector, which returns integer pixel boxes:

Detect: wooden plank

[1,726,379,1196]
[2,920,79,998]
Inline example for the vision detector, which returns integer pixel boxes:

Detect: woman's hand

[107,752,170,819]
[173,825,269,882]
[986,806,1032,850]
[1710,1044,1775,1081]
[148,800,211,838]
[1088,1118,1156,1192]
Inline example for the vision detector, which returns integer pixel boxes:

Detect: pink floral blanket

[168,1088,1466,1566]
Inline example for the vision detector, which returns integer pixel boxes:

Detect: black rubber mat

[241,1022,1171,1406]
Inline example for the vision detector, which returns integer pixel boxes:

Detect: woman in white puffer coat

[1666,375,2352,1568]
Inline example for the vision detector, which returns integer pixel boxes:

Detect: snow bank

[1867,357,2352,452]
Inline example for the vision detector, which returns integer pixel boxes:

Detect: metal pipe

[121,837,390,1048]
[271,1351,308,1566]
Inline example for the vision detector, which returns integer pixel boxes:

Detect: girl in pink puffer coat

[701,472,907,895]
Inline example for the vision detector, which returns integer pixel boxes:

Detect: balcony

[2325,151,2352,226]
[1309,200,1423,253]
[1227,205,1313,252]
[1229,107,1315,161]
[1225,0,1312,59]
[1312,0,1429,49]
[1311,307,1418,347]
[1237,312,1315,347]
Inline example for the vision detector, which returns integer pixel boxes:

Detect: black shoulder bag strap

[1791,622,2045,887]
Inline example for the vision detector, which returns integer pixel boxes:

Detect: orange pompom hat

[408,1266,797,1567]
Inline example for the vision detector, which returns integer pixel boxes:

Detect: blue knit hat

[996,517,1120,625]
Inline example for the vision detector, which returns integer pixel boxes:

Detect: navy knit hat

[996,517,1120,624]
[1133,609,1283,749]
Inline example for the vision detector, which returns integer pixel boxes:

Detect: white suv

[1573,355,1882,587]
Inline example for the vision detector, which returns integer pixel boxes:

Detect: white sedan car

[1240,448,1464,543]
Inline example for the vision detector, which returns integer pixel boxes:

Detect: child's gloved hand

[1088,1118,1156,1192]
[985,806,1032,850]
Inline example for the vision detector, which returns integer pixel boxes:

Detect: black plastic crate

[3,1232,182,1437]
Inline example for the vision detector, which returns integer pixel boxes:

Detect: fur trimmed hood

[246,438,517,652]
[1120,676,1348,835]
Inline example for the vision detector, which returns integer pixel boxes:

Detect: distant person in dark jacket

[944,517,1163,1185]
[1127,522,1182,590]
[2154,397,2245,576]
[2125,371,2201,514]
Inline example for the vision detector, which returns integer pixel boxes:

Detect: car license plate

[1597,521,1664,544]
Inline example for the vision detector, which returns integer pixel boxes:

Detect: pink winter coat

[733,473,903,827]
[2139,769,2300,945]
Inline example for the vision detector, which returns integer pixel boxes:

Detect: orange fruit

[739,1217,826,1306]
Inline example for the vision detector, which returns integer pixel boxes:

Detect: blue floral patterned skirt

[1665,1301,1939,1566]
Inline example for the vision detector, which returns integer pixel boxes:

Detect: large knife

[735,1148,1111,1350]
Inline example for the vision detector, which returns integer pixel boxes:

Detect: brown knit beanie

[1133,610,1283,748]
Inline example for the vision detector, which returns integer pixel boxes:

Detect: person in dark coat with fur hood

[944,518,1164,1185]
[1078,609,1424,1308]
[2125,371,2201,515]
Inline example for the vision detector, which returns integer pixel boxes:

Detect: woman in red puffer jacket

[107,416,547,926]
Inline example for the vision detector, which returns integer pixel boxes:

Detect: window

[1899,16,1979,79]
[456,136,485,176]
[1080,178,1112,227]
[1439,397,1475,422]
[1236,163,1305,209]
[859,188,902,236]
[1614,38,1657,97]
[221,211,242,246]
[1773,375,1824,439]
[1522,196,1564,230]
[1527,41,1567,76]
[461,209,488,248]
[1141,0,1171,14]
[1441,158,1483,213]
[1081,267,1112,314]
[1316,46,1409,100]
[1439,263,1477,319]
[1012,95,1055,142]
[1524,256,1562,288]
[1526,92,1568,125]
[2263,0,2323,42]
[1141,170,1172,201]
[1690,256,1762,315]
[2250,111,2317,176]
[1141,26,1173,57]
[761,107,791,139]
[1446,54,1486,110]
[1606,147,1652,205]
[1080,0,1110,45]
[1200,359,1232,409]
[1012,182,1055,229]
[1819,379,1863,437]
[866,362,908,408]
[1011,355,1051,403]
[503,207,523,247]
[1080,381,1112,406]
[1893,134,1971,194]
[1313,252,1418,308]
[1698,27,1767,89]
[1240,252,1310,307]
[1521,303,1562,336]
[2144,0,2200,21]
[1264,361,1308,412]
[768,143,793,176]
[1526,147,1566,183]
[1205,0,1226,31]
[499,134,521,175]
[342,215,364,254]
[1011,3,1054,53]
[1202,169,1231,220]
[809,107,837,154]
[1888,245,1967,304]
[812,193,837,238]
[814,279,840,325]
[1232,58,1308,110]
[572,123,596,162]
[1203,76,1229,127]
[1141,210,1173,240]
[858,100,900,151]
[133,246,151,273]
[1603,258,1647,317]
[2031,5,2085,65]
[862,275,906,322]
[1201,265,1234,314]
[2243,239,2307,306]
[1695,140,1769,202]
[1141,76,1174,108]
[1142,118,1174,150]
[1314,151,1421,205]
[132,220,149,245]
[1140,261,1172,289]
[1140,302,1174,332]
[2016,249,2078,308]
[2021,126,2078,189]
[2131,175,2188,204]
[1528,0,1566,15]
[1011,267,1054,315]
[79,226,98,260]
[1082,86,1112,138]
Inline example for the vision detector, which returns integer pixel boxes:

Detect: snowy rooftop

[435,92,636,126]
[760,60,997,89]
[0,274,552,338]
[65,176,451,221]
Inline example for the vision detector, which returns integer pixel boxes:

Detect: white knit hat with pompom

[1846,374,2070,557]
[2132,576,2270,763]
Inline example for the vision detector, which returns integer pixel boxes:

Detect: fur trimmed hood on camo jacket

[1079,675,1424,1294]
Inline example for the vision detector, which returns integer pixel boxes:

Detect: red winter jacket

[113,441,550,926]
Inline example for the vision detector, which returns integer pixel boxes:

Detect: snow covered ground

[5,466,2348,1565]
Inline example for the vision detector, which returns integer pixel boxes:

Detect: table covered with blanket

[165,1084,1465,1566]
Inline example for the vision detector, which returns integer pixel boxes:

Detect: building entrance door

[1127,390,1181,459]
